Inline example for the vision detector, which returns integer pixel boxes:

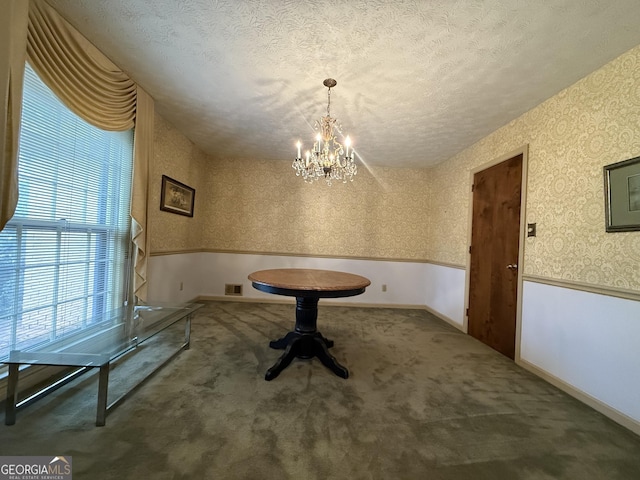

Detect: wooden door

[468,154,523,359]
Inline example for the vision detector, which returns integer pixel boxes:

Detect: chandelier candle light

[292,78,357,185]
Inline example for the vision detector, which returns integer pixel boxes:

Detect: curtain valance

[27,0,136,131]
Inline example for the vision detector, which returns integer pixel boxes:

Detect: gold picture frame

[160,175,195,217]
[603,156,640,232]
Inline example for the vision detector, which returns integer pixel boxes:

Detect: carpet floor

[1,300,639,479]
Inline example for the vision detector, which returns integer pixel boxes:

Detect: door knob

[506,264,518,270]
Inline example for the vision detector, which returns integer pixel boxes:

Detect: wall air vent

[225,284,243,296]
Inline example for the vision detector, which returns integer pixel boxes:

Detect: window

[0,63,134,361]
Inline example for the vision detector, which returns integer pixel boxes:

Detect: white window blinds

[0,63,134,360]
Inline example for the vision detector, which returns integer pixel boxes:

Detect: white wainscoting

[521,280,640,432]
[148,252,456,308]
[146,252,204,304]
[423,263,466,328]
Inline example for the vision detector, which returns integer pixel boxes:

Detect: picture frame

[160,175,195,217]
[603,156,640,232]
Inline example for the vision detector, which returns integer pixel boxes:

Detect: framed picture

[160,175,195,217]
[603,156,640,232]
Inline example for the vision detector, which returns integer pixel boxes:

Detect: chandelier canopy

[292,79,357,185]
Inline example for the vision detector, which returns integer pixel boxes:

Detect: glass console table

[4,302,203,426]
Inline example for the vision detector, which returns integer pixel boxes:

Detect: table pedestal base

[264,297,349,381]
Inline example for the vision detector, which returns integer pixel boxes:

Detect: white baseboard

[197,296,465,332]
[518,358,640,437]
[422,304,464,332]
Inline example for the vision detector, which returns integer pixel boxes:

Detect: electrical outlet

[382,284,387,292]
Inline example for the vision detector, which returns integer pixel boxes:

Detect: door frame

[463,145,529,363]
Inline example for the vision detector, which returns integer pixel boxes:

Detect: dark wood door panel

[468,154,522,359]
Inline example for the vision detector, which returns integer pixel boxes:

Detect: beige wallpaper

[197,159,432,260]
[149,113,208,253]
[428,45,640,291]
[149,118,434,260]
[151,44,640,292]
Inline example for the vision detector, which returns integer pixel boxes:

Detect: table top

[6,303,203,367]
[248,268,371,296]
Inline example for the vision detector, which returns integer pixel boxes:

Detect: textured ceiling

[48,0,640,168]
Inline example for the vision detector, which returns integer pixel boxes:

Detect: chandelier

[292,79,357,185]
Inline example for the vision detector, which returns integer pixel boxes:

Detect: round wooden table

[248,268,371,380]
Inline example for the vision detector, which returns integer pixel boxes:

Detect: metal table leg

[5,364,19,425]
[96,363,110,426]
[184,314,191,349]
